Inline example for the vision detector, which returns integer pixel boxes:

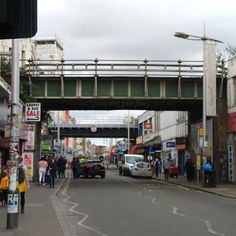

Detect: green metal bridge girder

[30,76,201,98]
[21,59,226,111]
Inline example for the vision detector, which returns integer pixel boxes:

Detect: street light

[174,31,223,185]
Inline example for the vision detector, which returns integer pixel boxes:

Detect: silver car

[130,161,152,178]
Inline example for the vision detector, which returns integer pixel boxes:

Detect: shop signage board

[144,122,152,130]
[25,103,41,122]
[166,142,176,148]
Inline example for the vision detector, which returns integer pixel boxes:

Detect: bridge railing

[48,117,138,128]
[22,59,226,78]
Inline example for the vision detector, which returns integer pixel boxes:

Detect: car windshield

[87,159,102,164]
[136,162,150,168]
[126,155,143,164]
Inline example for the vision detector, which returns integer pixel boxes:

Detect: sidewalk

[153,173,236,199]
[0,178,66,236]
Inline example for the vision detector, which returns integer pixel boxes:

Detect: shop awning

[143,136,162,149]
[130,144,143,154]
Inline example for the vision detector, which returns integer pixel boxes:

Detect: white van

[118,154,144,176]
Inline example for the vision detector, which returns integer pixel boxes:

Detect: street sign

[25,103,41,122]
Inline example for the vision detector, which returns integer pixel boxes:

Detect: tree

[225,45,236,57]
[0,56,11,78]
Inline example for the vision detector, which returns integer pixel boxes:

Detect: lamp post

[127,110,130,154]
[174,31,223,185]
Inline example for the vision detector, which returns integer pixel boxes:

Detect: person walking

[48,159,57,188]
[185,158,194,181]
[18,157,29,214]
[164,157,171,181]
[154,158,160,177]
[38,157,48,185]
[71,157,79,179]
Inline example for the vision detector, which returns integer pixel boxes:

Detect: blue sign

[166,142,176,148]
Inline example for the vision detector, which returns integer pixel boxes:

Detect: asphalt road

[58,169,236,236]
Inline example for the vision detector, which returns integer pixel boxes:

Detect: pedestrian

[164,156,171,181]
[0,169,9,206]
[18,157,29,214]
[71,157,79,179]
[154,158,160,177]
[48,159,57,188]
[203,158,213,184]
[38,156,48,185]
[185,158,194,181]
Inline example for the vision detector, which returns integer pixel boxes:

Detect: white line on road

[204,220,225,236]
[62,178,108,236]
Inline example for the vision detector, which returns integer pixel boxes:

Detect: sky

[37,0,236,60]
[36,0,236,141]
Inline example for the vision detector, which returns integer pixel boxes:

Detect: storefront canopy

[143,136,162,149]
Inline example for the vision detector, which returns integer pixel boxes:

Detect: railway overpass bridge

[21,59,227,121]
[18,58,227,179]
[48,118,138,139]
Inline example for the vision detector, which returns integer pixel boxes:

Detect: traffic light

[0,0,37,39]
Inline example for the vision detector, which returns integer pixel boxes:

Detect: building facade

[227,55,236,183]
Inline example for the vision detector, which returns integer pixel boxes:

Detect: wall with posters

[24,124,36,181]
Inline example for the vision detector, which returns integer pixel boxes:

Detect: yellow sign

[198,128,207,137]
[196,155,201,170]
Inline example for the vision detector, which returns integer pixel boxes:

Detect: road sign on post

[0,0,37,39]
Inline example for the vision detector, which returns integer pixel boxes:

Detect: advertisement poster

[25,103,41,122]
[7,193,19,213]
[22,152,34,181]
[25,124,35,150]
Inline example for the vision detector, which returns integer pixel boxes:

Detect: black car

[79,159,105,178]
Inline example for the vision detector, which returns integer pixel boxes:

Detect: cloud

[37,0,236,60]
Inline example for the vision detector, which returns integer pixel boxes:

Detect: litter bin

[203,170,216,188]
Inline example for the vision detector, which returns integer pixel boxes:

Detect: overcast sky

[37,0,236,122]
[37,0,236,60]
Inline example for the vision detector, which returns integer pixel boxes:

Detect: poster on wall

[24,124,35,150]
[22,152,34,181]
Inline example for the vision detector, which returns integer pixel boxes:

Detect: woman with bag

[0,170,9,206]
[18,157,30,214]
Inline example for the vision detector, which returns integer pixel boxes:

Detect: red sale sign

[25,103,41,122]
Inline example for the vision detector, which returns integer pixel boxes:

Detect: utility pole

[7,39,20,229]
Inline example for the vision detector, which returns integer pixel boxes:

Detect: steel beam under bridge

[21,59,227,111]
[48,123,138,139]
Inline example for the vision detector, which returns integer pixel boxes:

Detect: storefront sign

[144,122,152,130]
[25,103,41,122]
[166,142,176,148]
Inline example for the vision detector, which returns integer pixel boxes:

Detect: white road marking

[62,178,108,236]
[204,220,225,236]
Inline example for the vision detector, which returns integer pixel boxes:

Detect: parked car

[130,161,152,178]
[118,154,144,176]
[78,159,105,178]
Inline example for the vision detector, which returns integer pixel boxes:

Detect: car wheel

[101,174,105,178]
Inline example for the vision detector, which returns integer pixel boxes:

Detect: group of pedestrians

[38,155,67,187]
[152,155,195,182]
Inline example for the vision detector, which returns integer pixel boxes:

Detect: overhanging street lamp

[174,31,223,185]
